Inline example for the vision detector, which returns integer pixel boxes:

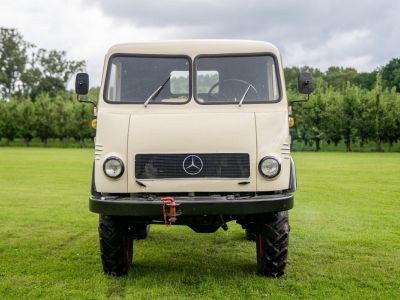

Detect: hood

[127,112,257,193]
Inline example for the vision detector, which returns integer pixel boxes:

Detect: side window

[268,63,279,100]
[196,70,219,94]
[170,71,189,94]
[107,61,121,101]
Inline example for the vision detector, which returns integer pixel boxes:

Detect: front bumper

[89,194,293,216]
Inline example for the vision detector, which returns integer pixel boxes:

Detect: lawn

[0,148,399,299]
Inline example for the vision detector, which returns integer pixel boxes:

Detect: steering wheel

[207,78,258,101]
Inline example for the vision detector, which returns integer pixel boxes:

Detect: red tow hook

[160,197,177,226]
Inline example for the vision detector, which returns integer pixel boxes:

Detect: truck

[75,40,314,277]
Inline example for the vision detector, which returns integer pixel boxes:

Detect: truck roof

[107,39,280,57]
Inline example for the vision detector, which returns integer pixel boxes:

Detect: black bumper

[89,194,294,216]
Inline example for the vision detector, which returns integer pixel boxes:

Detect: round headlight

[259,157,281,178]
[103,157,124,178]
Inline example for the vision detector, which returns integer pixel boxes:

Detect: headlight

[259,156,281,179]
[103,157,124,178]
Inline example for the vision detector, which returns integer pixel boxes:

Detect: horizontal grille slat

[135,153,250,179]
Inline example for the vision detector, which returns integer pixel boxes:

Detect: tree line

[286,67,400,151]
[1,27,400,150]
[0,92,96,146]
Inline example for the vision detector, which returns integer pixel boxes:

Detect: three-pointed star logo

[182,155,204,175]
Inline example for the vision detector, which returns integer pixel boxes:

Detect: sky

[0,0,399,87]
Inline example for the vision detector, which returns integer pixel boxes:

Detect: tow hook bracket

[160,197,181,226]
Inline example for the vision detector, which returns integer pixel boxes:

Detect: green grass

[0,138,94,148]
[291,140,400,152]
[0,149,399,299]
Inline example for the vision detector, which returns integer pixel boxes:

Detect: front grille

[135,153,250,179]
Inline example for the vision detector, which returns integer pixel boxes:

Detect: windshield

[105,55,190,104]
[195,55,280,104]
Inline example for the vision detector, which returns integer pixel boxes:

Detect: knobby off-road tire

[256,211,289,277]
[99,215,133,276]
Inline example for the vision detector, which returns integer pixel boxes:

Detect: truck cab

[75,40,313,277]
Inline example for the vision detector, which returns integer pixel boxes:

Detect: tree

[381,88,400,148]
[0,28,32,99]
[70,103,94,147]
[340,83,360,151]
[0,27,85,100]
[0,100,5,141]
[17,99,36,146]
[355,89,375,148]
[324,66,358,89]
[53,97,74,145]
[34,94,55,145]
[371,73,385,152]
[301,78,327,151]
[1,99,19,144]
[352,71,377,90]
[381,58,400,92]
[323,88,342,146]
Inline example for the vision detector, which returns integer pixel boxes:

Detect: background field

[0,149,399,299]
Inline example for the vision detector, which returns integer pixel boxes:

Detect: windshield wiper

[238,84,256,107]
[144,76,171,107]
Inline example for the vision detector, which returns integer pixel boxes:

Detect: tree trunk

[315,138,321,152]
[375,139,383,152]
[24,137,30,147]
[345,139,351,152]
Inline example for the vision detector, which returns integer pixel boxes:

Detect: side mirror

[298,72,314,94]
[75,73,89,95]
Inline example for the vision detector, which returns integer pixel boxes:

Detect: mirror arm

[289,94,310,105]
[77,94,96,106]
[77,95,97,117]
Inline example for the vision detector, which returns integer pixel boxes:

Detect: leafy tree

[0,100,5,141]
[0,28,32,99]
[381,88,400,148]
[323,88,342,146]
[1,99,19,144]
[355,89,375,148]
[371,73,386,151]
[352,71,377,90]
[16,99,36,146]
[381,58,400,92]
[340,84,360,151]
[301,78,328,151]
[71,103,93,147]
[30,76,66,100]
[53,97,74,145]
[0,27,85,100]
[324,66,358,89]
[34,94,55,145]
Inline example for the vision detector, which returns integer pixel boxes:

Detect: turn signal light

[91,119,97,129]
[289,117,295,128]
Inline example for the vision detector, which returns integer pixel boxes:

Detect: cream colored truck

[75,40,314,277]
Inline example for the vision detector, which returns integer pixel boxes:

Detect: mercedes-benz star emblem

[182,155,203,175]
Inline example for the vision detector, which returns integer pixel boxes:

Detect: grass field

[0,149,399,299]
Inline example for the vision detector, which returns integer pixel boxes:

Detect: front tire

[256,211,289,277]
[99,215,133,276]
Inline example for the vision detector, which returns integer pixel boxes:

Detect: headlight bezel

[103,156,125,179]
[258,156,281,179]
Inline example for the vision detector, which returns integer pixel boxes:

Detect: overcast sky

[0,0,399,87]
